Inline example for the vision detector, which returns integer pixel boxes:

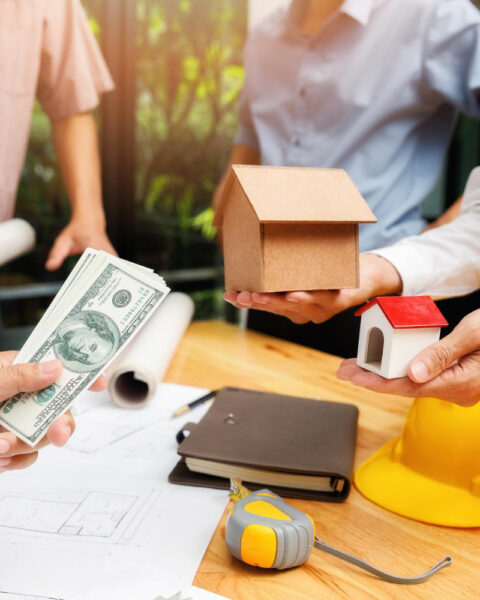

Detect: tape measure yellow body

[226,490,315,569]
[225,488,452,584]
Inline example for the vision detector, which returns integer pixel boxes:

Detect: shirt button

[299,87,306,97]
[293,138,301,147]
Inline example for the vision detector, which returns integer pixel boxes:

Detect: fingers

[0,452,39,472]
[0,410,75,474]
[89,375,107,392]
[224,289,362,325]
[408,310,480,383]
[224,291,240,304]
[0,412,75,456]
[337,360,422,396]
[224,292,311,324]
[409,354,480,406]
[45,223,118,271]
[224,291,326,324]
[336,358,359,381]
[46,411,75,447]
[98,236,118,256]
[223,254,399,327]
[235,291,255,307]
[45,233,73,271]
[0,351,18,368]
[82,231,118,256]
[0,360,62,401]
[0,430,50,459]
[337,356,480,407]
[285,290,335,304]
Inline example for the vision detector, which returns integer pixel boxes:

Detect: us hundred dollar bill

[0,256,170,447]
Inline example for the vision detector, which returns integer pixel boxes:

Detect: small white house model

[355,296,448,379]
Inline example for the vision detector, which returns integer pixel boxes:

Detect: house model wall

[356,297,448,379]
[213,165,377,293]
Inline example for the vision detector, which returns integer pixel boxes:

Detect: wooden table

[164,321,479,600]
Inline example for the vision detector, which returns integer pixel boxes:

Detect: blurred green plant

[191,207,217,240]
[135,0,245,253]
[12,0,245,320]
[190,288,228,321]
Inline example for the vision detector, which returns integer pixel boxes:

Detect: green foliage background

[134,0,245,271]
[13,0,246,320]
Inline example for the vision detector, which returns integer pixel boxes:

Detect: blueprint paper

[60,383,210,478]
[0,587,229,600]
[0,383,226,600]
[106,293,194,408]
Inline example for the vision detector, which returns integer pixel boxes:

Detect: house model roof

[355,296,449,329]
[213,165,377,226]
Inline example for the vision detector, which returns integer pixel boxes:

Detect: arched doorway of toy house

[365,327,384,370]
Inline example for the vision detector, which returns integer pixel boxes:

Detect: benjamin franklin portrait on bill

[53,311,120,373]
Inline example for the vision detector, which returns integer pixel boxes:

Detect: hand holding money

[0,353,75,471]
[0,250,170,447]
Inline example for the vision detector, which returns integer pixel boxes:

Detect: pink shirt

[0,0,114,222]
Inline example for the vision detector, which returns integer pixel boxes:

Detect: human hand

[336,310,480,407]
[45,219,117,271]
[0,351,106,471]
[224,254,402,325]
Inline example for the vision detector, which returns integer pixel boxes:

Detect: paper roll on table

[0,219,36,267]
[106,292,194,408]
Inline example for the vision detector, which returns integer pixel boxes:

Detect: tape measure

[225,489,452,584]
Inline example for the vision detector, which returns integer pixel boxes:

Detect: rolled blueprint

[0,219,36,267]
[106,291,194,408]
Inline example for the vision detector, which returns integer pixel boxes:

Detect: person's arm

[224,253,402,323]
[374,168,480,297]
[0,352,105,472]
[37,0,116,270]
[45,113,116,271]
[423,196,462,232]
[337,309,480,407]
[225,167,480,322]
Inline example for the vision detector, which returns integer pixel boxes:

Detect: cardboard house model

[355,296,448,379]
[212,165,377,292]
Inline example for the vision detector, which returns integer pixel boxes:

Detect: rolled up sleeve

[37,0,114,120]
[372,168,480,298]
[423,0,480,116]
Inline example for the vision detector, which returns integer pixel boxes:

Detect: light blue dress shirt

[235,0,480,251]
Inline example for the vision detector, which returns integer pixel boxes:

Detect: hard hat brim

[355,438,480,528]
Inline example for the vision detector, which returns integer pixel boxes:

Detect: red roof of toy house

[354,296,448,329]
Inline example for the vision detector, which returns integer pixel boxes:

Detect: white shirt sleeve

[371,167,480,298]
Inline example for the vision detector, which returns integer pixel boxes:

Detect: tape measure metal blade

[313,538,452,584]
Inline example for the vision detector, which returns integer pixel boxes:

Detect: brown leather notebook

[169,387,358,502]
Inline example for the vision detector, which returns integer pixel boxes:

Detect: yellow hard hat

[355,397,480,527]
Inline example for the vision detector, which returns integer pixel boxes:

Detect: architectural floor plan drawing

[0,489,158,543]
[0,383,227,600]
[66,404,171,455]
[65,384,209,457]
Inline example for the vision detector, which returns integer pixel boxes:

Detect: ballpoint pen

[171,390,218,418]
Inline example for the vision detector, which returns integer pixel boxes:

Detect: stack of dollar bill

[0,249,170,447]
